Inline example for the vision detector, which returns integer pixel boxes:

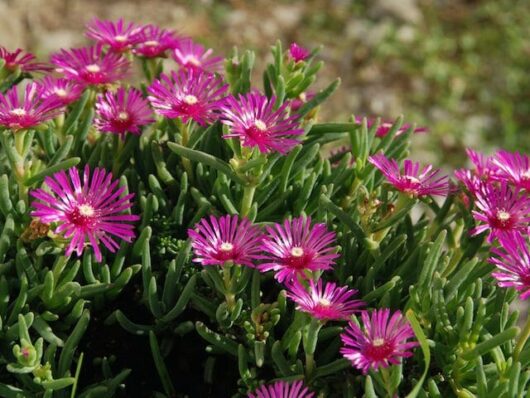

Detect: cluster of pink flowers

[188,214,418,378]
[456,149,530,299]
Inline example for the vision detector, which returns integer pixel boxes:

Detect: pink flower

[30,165,140,262]
[172,38,223,72]
[188,214,263,267]
[248,380,314,398]
[490,233,530,300]
[85,18,144,52]
[258,216,339,282]
[133,24,180,58]
[340,309,418,374]
[147,69,227,126]
[289,42,310,63]
[286,279,364,321]
[51,45,130,86]
[471,182,530,242]
[354,116,428,138]
[455,149,498,195]
[220,91,303,154]
[37,76,85,106]
[368,153,450,197]
[492,150,530,190]
[0,46,52,73]
[95,87,154,137]
[0,83,63,130]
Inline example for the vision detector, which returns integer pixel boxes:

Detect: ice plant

[258,216,339,282]
[286,279,364,321]
[490,233,530,299]
[340,309,418,374]
[0,82,63,131]
[492,150,530,190]
[0,46,52,73]
[220,91,304,154]
[95,87,154,137]
[30,165,139,262]
[188,214,263,267]
[172,38,223,72]
[471,182,530,242]
[37,76,85,106]
[289,42,310,63]
[455,149,498,195]
[133,24,180,58]
[147,69,228,126]
[354,116,428,138]
[51,45,130,86]
[248,380,314,398]
[85,18,144,52]
[368,153,450,197]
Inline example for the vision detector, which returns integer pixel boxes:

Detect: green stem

[241,186,256,217]
[514,313,530,362]
[380,366,393,397]
[304,318,323,378]
[222,263,235,310]
[180,121,193,179]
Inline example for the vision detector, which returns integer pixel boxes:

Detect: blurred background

[1,0,529,166]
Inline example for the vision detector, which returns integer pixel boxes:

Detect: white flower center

[117,111,129,120]
[115,35,128,42]
[318,298,331,306]
[404,175,421,184]
[183,95,198,105]
[78,204,95,217]
[144,40,159,47]
[254,119,267,131]
[373,338,385,347]
[10,108,26,116]
[185,55,201,66]
[86,64,101,73]
[55,88,67,97]
[523,170,530,180]
[220,242,234,252]
[291,247,304,257]
[496,210,511,222]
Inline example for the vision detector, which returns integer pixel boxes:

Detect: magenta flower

[286,279,364,321]
[51,45,130,86]
[248,380,314,398]
[0,83,63,131]
[490,233,530,300]
[172,38,223,72]
[30,165,140,262]
[340,309,418,374]
[0,46,52,73]
[354,116,427,138]
[133,24,180,58]
[455,149,498,195]
[471,182,530,242]
[258,216,339,282]
[492,150,530,190]
[147,69,227,126]
[37,76,85,106]
[368,154,450,197]
[289,43,310,63]
[95,87,154,137]
[86,18,144,52]
[220,91,304,154]
[188,214,263,267]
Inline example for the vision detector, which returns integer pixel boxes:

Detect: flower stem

[222,263,235,310]
[303,318,323,378]
[180,121,193,179]
[514,313,530,362]
[380,366,393,398]
[241,186,256,217]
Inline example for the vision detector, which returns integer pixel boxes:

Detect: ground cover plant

[0,18,530,398]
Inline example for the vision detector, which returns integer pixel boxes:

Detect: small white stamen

[373,338,385,347]
[185,56,201,66]
[220,242,234,252]
[183,95,198,105]
[114,35,128,42]
[497,210,511,222]
[291,247,304,257]
[523,170,530,180]
[10,108,26,116]
[86,64,101,73]
[118,111,129,120]
[55,88,67,97]
[254,120,267,131]
[144,40,159,47]
[78,204,95,217]
[318,298,331,306]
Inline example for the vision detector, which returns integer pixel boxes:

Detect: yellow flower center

[144,40,159,47]
[220,242,234,252]
[78,204,95,217]
[373,338,385,347]
[254,119,267,131]
[183,95,198,105]
[118,111,129,121]
[86,64,101,73]
[290,247,304,257]
[496,210,511,222]
[114,35,128,42]
[10,108,26,116]
[55,88,67,97]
